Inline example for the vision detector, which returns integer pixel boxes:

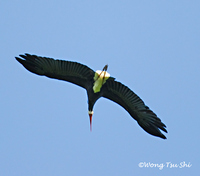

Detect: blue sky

[1,1,199,175]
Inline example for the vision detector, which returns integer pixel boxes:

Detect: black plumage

[16,53,167,139]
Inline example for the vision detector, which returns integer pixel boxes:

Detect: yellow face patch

[93,70,110,93]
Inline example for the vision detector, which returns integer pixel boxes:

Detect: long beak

[89,113,93,131]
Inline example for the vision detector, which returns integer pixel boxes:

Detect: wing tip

[160,133,167,139]
[138,120,168,139]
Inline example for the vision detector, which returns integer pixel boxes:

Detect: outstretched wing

[102,80,167,139]
[16,53,95,89]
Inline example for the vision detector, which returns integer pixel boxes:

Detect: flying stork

[16,53,167,139]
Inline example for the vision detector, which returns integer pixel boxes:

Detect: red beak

[89,113,93,131]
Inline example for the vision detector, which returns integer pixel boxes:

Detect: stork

[16,54,167,139]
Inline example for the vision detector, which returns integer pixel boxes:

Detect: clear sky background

[1,1,199,175]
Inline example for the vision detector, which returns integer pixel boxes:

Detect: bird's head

[88,110,94,131]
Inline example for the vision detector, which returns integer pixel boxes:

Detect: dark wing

[102,80,167,139]
[16,53,95,89]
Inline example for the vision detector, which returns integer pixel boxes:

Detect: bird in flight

[16,53,167,139]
